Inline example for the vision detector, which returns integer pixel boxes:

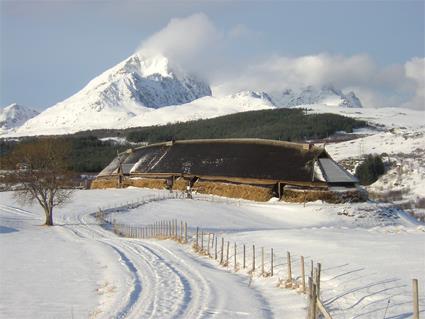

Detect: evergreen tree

[355,154,385,185]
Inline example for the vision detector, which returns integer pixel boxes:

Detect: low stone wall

[173,177,189,191]
[194,181,274,202]
[283,187,366,203]
[123,177,167,189]
[91,177,119,189]
[91,176,167,190]
[91,175,363,203]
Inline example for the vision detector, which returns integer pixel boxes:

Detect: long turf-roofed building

[92,138,363,202]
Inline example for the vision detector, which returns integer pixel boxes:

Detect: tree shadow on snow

[0,225,18,234]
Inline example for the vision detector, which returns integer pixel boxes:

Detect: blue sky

[1,1,424,110]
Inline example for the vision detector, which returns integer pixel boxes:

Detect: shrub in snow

[355,154,385,185]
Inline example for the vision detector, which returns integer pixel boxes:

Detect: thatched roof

[98,138,329,184]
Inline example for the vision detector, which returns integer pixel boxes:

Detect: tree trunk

[44,207,53,226]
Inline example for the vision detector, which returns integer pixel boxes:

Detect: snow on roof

[318,158,358,184]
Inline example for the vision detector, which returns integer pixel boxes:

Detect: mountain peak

[13,52,212,136]
[229,91,275,105]
[0,103,39,132]
[272,85,363,108]
[122,52,174,78]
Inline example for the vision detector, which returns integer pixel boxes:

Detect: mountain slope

[14,52,211,136]
[272,85,363,108]
[124,91,275,128]
[0,103,39,133]
[11,91,274,136]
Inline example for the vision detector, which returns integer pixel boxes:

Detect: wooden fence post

[159,221,161,238]
[261,247,265,276]
[184,222,187,243]
[287,251,292,287]
[270,248,274,277]
[207,234,211,256]
[252,245,256,272]
[201,231,204,253]
[316,263,321,300]
[211,233,215,249]
[214,236,218,260]
[243,244,246,269]
[169,220,172,238]
[413,279,419,319]
[220,237,224,264]
[196,227,199,250]
[308,279,317,319]
[226,241,230,267]
[234,242,237,271]
[301,256,306,294]
[310,259,314,284]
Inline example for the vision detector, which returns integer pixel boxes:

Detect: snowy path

[60,206,275,319]
[4,188,422,318]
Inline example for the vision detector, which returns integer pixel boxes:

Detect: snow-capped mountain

[5,51,366,137]
[14,52,212,136]
[272,85,363,108]
[10,90,274,136]
[0,103,39,133]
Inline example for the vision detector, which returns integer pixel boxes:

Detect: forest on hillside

[123,108,367,143]
[1,108,367,173]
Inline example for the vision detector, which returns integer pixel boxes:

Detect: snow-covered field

[1,188,424,318]
[301,105,425,214]
[1,100,424,319]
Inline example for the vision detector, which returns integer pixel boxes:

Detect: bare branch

[5,138,75,226]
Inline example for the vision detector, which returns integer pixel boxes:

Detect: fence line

[92,193,420,319]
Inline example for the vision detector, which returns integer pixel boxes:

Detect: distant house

[92,138,363,202]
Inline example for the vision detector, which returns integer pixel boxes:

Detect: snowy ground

[1,188,424,318]
[298,105,425,216]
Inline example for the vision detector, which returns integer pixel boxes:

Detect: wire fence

[92,192,421,319]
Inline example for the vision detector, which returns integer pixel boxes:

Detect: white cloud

[136,13,423,110]
[403,57,425,110]
[213,53,424,109]
[228,24,260,39]
[137,13,221,74]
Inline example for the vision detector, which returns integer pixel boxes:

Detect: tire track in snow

[61,208,273,319]
[0,204,37,218]
[63,212,207,319]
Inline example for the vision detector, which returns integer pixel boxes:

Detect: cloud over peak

[137,13,220,73]
[135,13,424,110]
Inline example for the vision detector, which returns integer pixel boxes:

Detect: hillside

[121,108,367,143]
[0,108,367,173]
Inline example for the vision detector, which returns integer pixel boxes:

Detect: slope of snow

[100,191,425,319]
[7,90,274,136]
[1,187,424,319]
[0,189,304,318]
[303,104,425,207]
[124,91,275,128]
[0,103,39,134]
[272,85,363,108]
[12,52,211,136]
[299,104,424,130]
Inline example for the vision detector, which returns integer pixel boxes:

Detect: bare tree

[6,138,75,226]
